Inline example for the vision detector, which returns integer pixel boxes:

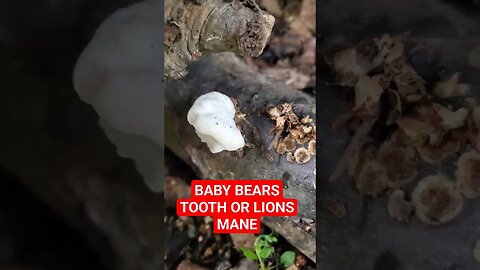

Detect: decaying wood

[164,0,275,79]
[165,53,316,261]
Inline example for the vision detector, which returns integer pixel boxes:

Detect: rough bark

[165,53,317,261]
[164,0,275,79]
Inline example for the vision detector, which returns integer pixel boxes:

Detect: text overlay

[176,180,298,233]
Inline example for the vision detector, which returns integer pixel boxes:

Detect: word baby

[194,182,281,197]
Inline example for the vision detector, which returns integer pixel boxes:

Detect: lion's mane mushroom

[187,91,245,153]
[412,175,463,225]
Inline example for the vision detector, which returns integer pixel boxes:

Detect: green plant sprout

[241,234,296,270]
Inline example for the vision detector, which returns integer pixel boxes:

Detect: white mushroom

[187,91,245,153]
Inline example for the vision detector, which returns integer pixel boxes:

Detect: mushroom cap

[187,91,245,153]
[412,175,463,225]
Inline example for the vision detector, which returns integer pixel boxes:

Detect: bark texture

[164,0,275,79]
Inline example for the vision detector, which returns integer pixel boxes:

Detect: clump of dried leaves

[327,33,480,225]
[267,103,316,164]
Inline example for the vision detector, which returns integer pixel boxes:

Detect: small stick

[329,116,378,182]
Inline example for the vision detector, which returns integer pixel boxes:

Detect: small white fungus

[187,91,245,153]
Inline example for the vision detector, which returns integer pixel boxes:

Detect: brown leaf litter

[267,103,316,164]
[433,73,470,98]
[327,33,480,225]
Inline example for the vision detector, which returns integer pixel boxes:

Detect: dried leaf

[268,107,282,119]
[275,116,286,131]
[433,103,468,130]
[433,73,469,98]
[393,66,426,100]
[396,104,444,146]
[372,34,405,66]
[396,117,437,146]
[333,48,371,86]
[301,125,313,133]
[416,129,465,164]
[353,75,384,112]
